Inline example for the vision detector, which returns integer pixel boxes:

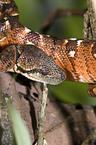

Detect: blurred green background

[14,0,96,105]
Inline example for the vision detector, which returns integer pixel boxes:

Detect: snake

[0,0,96,97]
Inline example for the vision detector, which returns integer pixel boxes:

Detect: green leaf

[8,103,32,145]
[49,81,96,105]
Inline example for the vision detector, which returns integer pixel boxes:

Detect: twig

[40,8,85,34]
[37,83,48,145]
[0,87,13,145]
[0,72,20,144]
[84,0,96,39]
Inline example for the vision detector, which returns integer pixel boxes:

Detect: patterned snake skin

[0,0,96,96]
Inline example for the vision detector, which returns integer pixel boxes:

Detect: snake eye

[42,70,48,75]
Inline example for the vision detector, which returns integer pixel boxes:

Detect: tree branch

[84,0,96,39]
[37,83,48,145]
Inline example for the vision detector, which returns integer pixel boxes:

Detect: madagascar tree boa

[0,0,96,97]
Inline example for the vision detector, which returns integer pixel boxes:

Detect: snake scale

[0,0,96,97]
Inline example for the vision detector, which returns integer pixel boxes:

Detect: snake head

[14,44,66,85]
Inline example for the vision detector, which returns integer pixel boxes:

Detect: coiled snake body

[0,0,96,96]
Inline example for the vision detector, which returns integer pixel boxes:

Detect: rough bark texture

[84,0,96,39]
